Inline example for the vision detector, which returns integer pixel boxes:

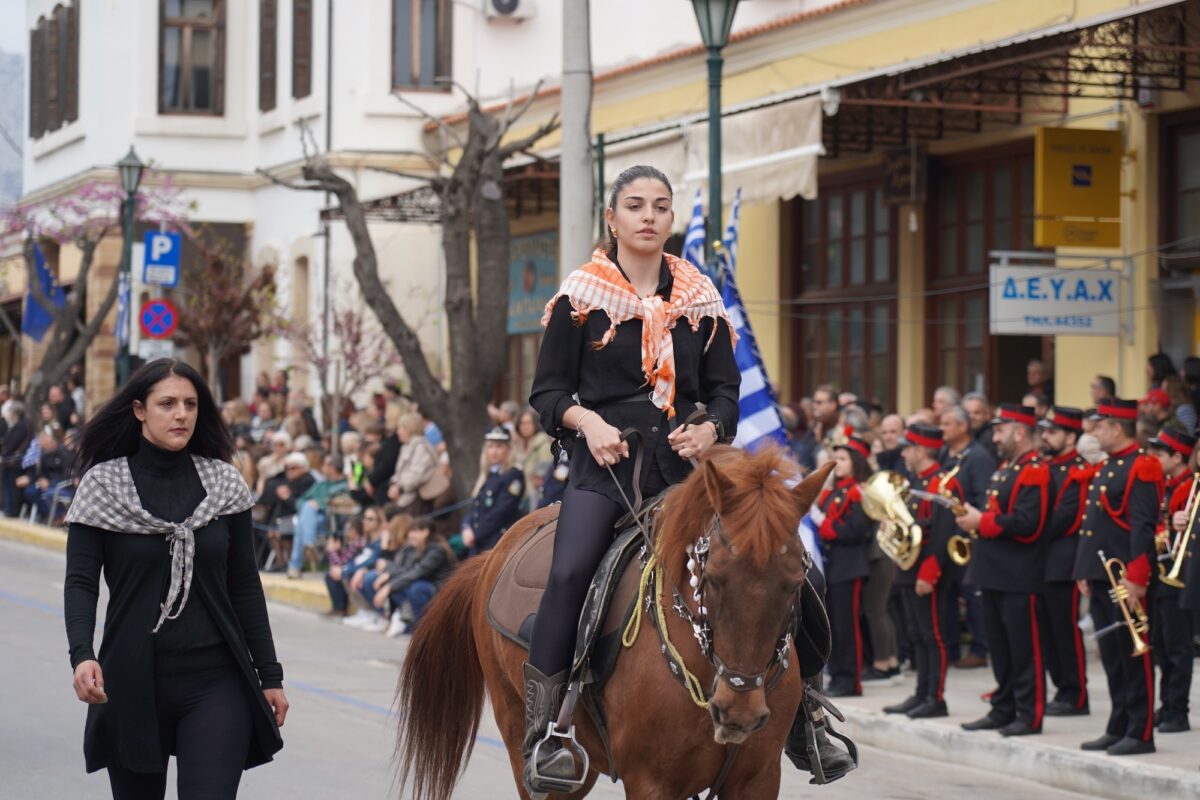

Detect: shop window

[392,0,451,91]
[28,2,79,139]
[160,0,225,115]
[792,177,896,407]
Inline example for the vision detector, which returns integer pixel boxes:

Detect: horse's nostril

[709,704,725,725]
[753,711,770,731]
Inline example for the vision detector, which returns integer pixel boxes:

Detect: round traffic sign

[139,298,178,340]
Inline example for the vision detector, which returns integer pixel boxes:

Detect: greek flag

[719,192,787,454]
[719,189,742,278]
[682,189,708,276]
[115,272,130,350]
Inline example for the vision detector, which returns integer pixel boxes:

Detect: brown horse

[396,446,833,800]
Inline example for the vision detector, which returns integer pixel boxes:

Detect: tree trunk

[206,349,223,404]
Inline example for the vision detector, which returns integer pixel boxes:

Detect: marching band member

[1146,429,1196,733]
[1038,407,1094,717]
[815,433,874,698]
[883,424,963,719]
[1073,398,1163,756]
[955,404,1050,737]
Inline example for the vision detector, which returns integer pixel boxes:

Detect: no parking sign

[139,298,178,339]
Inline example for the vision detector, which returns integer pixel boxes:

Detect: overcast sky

[1,7,27,58]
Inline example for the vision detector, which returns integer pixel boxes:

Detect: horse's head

[658,446,834,745]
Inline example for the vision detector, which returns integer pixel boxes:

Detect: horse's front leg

[710,757,783,800]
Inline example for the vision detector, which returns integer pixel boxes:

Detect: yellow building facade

[501,0,1200,414]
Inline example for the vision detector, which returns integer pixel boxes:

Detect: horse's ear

[793,462,835,516]
[701,458,735,516]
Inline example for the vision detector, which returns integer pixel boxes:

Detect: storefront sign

[881,144,926,206]
[989,264,1120,336]
[508,230,559,335]
[1034,127,1122,248]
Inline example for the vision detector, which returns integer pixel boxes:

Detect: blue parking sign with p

[143,231,181,288]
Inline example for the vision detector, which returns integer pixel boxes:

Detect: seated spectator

[1,401,31,517]
[258,451,316,571]
[1161,375,1197,433]
[514,409,552,508]
[323,515,366,618]
[450,426,525,557]
[232,432,258,490]
[256,431,293,494]
[387,413,440,516]
[536,453,569,510]
[17,423,71,522]
[249,396,280,443]
[349,513,410,633]
[371,516,456,637]
[337,506,389,624]
[287,453,350,578]
[47,383,76,430]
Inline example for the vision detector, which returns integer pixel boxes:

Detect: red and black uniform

[817,469,872,697]
[965,405,1051,734]
[1073,401,1163,747]
[1148,429,1196,730]
[1038,407,1094,715]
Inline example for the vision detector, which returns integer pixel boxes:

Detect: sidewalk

[0,517,332,613]
[835,644,1200,800]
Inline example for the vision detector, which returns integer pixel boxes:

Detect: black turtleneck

[128,437,231,673]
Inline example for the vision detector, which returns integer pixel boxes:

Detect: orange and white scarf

[541,248,737,418]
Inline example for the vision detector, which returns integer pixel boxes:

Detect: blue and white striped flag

[682,189,707,275]
[718,193,788,454]
[719,188,742,278]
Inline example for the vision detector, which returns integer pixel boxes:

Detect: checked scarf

[542,248,736,418]
[65,456,255,632]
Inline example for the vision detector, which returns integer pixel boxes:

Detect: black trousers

[900,582,955,703]
[981,589,1046,729]
[1089,579,1155,742]
[528,484,627,676]
[107,665,254,800]
[1152,583,1193,723]
[826,578,863,692]
[1039,581,1089,710]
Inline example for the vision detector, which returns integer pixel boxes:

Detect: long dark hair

[1148,352,1176,387]
[73,359,234,475]
[847,449,873,483]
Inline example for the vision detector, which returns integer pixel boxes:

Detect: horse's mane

[656,445,803,587]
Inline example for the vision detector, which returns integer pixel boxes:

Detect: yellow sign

[1034,127,1122,249]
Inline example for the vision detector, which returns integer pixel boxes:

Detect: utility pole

[559,0,594,277]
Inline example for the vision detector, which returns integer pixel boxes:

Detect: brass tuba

[862,471,923,570]
[1160,474,1199,589]
[1092,550,1151,657]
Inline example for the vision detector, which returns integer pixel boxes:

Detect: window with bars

[292,0,312,99]
[927,150,1036,396]
[259,0,277,111]
[160,0,225,115]
[792,179,897,407]
[392,0,451,92]
[28,2,79,140]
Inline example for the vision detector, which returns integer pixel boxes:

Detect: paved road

[3,537,1097,799]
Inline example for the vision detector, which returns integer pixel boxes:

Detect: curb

[0,518,332,614]
[839,707,1200,800]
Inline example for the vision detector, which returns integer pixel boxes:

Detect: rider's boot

[784,673,858,784]
[521,662,579,798]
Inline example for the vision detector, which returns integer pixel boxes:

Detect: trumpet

[1091,550,1151,657]
[1160,473,1199,589]
[908,460,974,566]
[862,471,923,570]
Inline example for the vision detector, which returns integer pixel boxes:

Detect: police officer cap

[484,425,512,442]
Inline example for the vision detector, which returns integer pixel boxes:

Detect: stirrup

[528,723,590,794]
[803,689,859,785]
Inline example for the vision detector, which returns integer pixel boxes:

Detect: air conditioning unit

[485,0,535,20]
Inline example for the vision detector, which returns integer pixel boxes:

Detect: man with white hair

[932,386,962,419]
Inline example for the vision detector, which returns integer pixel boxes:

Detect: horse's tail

[396,554,488,800]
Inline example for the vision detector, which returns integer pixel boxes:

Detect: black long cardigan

[64,506,284,773]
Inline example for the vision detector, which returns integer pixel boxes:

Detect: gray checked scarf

[65,456,255,632]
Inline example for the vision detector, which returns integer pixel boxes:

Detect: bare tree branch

[366,166,448,190]
[391,91,466,150]
[498,113,562,160]
[255,167,325,192]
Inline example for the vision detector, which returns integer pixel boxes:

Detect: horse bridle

[672,514,801,698]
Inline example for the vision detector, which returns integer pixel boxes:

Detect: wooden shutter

[213,0,226,114]
[63,1,79,123]
[292,0,312,99]
[46,7,62,132]
[260,0,277,111]
[435,0,451,87]
[29,25,44,138]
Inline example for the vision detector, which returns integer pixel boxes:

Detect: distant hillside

[0,50,23,205]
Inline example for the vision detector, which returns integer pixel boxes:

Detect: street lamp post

[116,147,145,387]
[690,0,740,262]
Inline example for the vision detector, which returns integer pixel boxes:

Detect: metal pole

[705,45,723,261]
[595,132,605,242]
[559,0,593,277]
[117,193,136,386]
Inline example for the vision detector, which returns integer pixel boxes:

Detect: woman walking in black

[64,359,287,799]
[523,165,741,795]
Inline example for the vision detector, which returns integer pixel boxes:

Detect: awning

[599,95,823,221]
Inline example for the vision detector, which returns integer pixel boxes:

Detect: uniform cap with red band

[1147,428,1197,459]
[903,423,944,450]
[994,403,1037,428]
[1038,405,1084,433]
[831,428,871,460]
[1088,398,1138,421]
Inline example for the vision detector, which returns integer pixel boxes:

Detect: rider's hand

[580,414,628,468]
